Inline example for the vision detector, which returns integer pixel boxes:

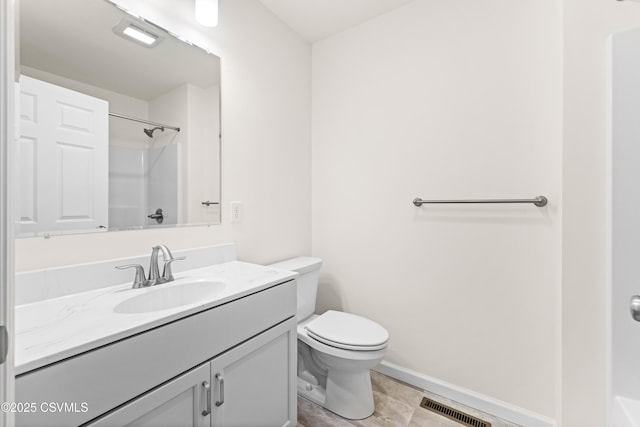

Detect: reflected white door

[18,76,108,235]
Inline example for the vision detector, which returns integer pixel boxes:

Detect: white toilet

[269,257,389,420]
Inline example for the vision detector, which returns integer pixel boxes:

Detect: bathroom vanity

[14,245,297,427]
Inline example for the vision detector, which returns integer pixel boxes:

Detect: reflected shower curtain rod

[108,112,181,132]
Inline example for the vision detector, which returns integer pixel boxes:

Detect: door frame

[0,0,17,426]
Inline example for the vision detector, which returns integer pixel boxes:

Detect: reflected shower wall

[611,26,640,427]
[108,116,181,230]
[109,145,145,229]
[148,133,182,226]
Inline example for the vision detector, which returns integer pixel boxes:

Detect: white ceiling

[258,0,417,43]
[19,0,416,98]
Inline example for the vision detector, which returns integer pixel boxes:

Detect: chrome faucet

[116,245,186,288]
[148,245,185,285]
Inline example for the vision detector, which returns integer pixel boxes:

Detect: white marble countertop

[15,261,297,375]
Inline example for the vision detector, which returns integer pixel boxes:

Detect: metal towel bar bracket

[412,195,548,208]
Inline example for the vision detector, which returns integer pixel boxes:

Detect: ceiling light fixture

[195,0,218,27]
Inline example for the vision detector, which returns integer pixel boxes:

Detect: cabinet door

[210,318,297,427]
[88,363,211,427]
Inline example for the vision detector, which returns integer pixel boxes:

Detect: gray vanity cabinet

[87,363,211,427]
[87,319,297,427]
[15,279,297,427]
[209,319,296,427]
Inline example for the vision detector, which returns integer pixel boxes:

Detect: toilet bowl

[297,312,388,419]
[268,257,389,420]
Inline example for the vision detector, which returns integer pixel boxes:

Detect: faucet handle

[162,256,186,281]
[116,264,149,289]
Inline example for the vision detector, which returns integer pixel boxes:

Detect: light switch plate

[230,201,242,223]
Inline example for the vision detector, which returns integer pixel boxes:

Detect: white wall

[14,0,312,271]
[562,1,640,426]
[187,84,220,224]
[312,0,562,418]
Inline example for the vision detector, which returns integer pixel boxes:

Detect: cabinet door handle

[202,381,211,416]
[215,373,225,407]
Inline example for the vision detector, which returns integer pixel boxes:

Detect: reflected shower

[144,126,165,138]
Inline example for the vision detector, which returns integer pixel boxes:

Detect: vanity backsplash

[15,243,236,305]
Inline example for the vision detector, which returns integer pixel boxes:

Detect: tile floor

[297,371,522,427]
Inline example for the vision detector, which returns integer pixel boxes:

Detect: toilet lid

[305,310,389,351]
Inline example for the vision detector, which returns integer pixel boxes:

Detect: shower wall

[109,137,181,229]
[108,101,151,230]
[147,143,181,226]
[110,142,181,229]
[108,145,145,229]
[109,117,182,229]
[611,27,640,406]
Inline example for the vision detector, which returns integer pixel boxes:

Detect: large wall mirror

[17,0,221,237]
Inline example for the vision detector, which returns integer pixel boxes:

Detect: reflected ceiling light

[113,18,163,48]
[195,0,218,27]
[123,26,157,45]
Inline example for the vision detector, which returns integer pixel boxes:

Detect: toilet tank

[268,257,322,321]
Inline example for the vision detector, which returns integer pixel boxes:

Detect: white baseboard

[374,361,556,427]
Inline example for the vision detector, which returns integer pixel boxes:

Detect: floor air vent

[419,397,491,427]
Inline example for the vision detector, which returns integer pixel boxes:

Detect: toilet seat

[304,310,389,351]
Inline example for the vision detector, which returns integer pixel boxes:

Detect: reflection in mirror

[17,0,221,237]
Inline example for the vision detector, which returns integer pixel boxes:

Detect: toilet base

[297,377,326,406]
[297,371,375,420]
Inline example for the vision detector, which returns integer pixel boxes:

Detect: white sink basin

[114,281,226,314]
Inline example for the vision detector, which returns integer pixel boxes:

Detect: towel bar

[412,196,548,207]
